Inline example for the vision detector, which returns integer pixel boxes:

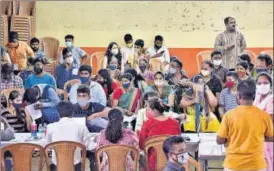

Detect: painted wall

[36,1,273,76]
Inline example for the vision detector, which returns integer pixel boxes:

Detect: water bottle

[38,124,45,138]
[31,121,37,138]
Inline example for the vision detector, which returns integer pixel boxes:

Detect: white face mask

[154,80,164,86]
[201,69,210,76]
[168,67,177,75]
[111,49,119,55]
[78,99,89,107]
[65,57,74,64]
[213,60,222,66]
[65,41,73,48]
[176,152,189,165]
[256,84,271,95]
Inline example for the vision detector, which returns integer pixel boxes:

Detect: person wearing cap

[6,31,35,71]
[0,63,23,90]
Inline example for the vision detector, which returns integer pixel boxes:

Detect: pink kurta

[254,93,273,171]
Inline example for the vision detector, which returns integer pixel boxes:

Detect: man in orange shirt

[6,31,35,71]
[217,80,273,171]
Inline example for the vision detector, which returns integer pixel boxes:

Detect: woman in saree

[112,73,141,129]
[253,72,273,171]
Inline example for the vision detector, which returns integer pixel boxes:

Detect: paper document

[25,103,42,120]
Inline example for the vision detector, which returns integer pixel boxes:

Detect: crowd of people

[0,16,273,171]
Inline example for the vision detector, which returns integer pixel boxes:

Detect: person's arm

[1,117,15,141]
[94,84,107,106]
[25,44,35,58]
[265,114,274,142]
[41,88,60,108]
[111,89,122,108]
[164,48,170,63]
[69,85,78,104]
[216,114,229,144]
[79,48,87,60]
[87,107,111,121]
[2,52,11,63]
[168,93,175,108]
[139,121,149,150]
[218,90,226,118]
[49,76,57,89]
[204,85,218,109]
[135,109,145,135]
[214,33,225,52]
[240,33,247,53]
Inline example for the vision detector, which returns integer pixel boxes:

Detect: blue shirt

[163,162,185,171]
[219,88,238,112]
[25,73,57,89]
[55,64,79,89]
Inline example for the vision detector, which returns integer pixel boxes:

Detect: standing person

[29,37,46,59]
[163,136,187,171]
[1,45,11,64]
[134,39,147,64]
[6,31,35,71]
[253,72,273,171]
[214,16,246,69]
[211,50,229,85]
[103,42,122,71]
[146,35,170,64]
[0,63,23,90]
[24,58,56,89]
[59,34,87,65]
[120,34,135,69]
[217,80,273,171]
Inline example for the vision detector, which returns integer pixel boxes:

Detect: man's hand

[34,102,43,110]
[87,114,96,121]
[225,44,235,50]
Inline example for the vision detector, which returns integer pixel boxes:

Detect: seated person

[254,53,273,76]
[107,56,122,81]
[103,42,122,71]
[73,85,110,132]
[19,58,34,85]
[134,39,148,69]
[1,116,15,141]
[163,136,188,171]
[138,58,153,78]
[146,35,170,64]
[96,108,139,171]
[30,37,46,59]
[211,50,229,85]
[145,71,175,110]
[180,86,220,133]
[120,34,135,70]
[23,84,60,124]
[0,63,23,90]
[238,53,254,77]
[1,45,11,64]
[46,101,96,171]
[165,57,188,86]
[139,97,181,171]
[25,58,56,89]
[219,71,239,119]
[124,68,147,95]
[69,65,106,106]
[236,61,255,83]
[1,90,30,132]
[55,48,79,89]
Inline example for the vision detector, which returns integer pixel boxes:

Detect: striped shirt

[219,88,238,112]
[1,109,27,132]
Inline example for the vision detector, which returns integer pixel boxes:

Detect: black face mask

[155,45,162,50]
[34,66,43,74]
[32,47,39,52]
[256,68,268,74]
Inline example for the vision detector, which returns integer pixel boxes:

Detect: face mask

[175,152,189,165]
[126,43,133,48]
[80,77,90,84]
[256,84,271,95]
[122,82,131,89]
[65,41,73,48]
[12,103,22,109]
[155,45,161,50]
[109,64,117,71]
[237,71,246,78]
[34,66,43,74]
[168,67,177,75]
[78,99,89,107]
[139,65,147,72]
[256,68,268,74]
[154,80,164,87]
[32,47,39,52]
[111,49,119,55]
[225,80,234,88]
[213,60,222,66]
[65,57,74,64]
[201,70,210,77]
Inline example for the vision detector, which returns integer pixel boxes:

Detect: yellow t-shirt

[218,105,273,170]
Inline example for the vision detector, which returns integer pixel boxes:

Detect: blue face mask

[109,64,117,71]
[12,103,22,109]
[80,77,90,84]
[122,82,131,89]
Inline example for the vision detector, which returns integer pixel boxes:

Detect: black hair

[163,136,185,158]
[23,88,39,104]
[184,87,194,97]
[239,54,251,63]
[105,42,122,68]
[192,75,204,84]
[224,16,235,24]
[154,71,165,79]
[77,84,90,96]
[155,35,163,42]
[57,101,74,118]
[148,97,167,114]
[171,57,182,69]
[98,69,113,98]
[237,80,256,100]
[65,34,74,40]
[211,50,223,58]
[144,91,159,101]
[202,60,214,69]
[121,73,133,82]
[226,71,239,81]
[9,31,18,41]
[134,39,144,48]
[124,34,133,43]
[236,61,249,70]
[62,47,72,57]
[105,108,124,144]
[30,37,40,44]
[8,90,24,122]
[256,72,273,86]
[124,68,145,88]
[79,65,92,75]
[1,63,14,74]
[257,54,273,67]
[33,57,47,65]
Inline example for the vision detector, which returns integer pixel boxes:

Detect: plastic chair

[40,37,60,61]
[183,156,202,171]
[144,135,170,171]
[12,1,36,16]
[90,51,105,74]
[1,143,44,171]
[10,15,33,43]
[196,50,212,70]
[81,53,93,66]
[96,144,139,171]
[149,58,163,72]
[1,1,12,16]
[1,15,9,45]
[44,141,87,171]
[63,79,81,100]
[0,88,25,108]
[260,50,273,60]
